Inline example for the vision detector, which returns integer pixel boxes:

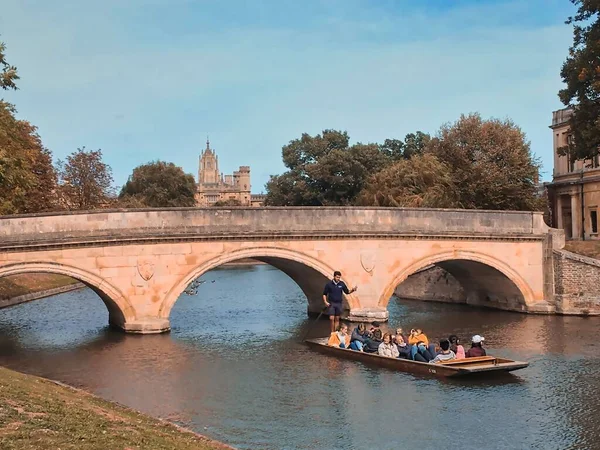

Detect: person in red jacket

[466,335,487,358]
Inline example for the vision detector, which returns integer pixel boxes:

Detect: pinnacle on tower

[206,136,210,150]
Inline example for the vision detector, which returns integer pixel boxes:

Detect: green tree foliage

[426,113,543,211]
[357,153,458,207]
[264,130,390,205]
[0,102,57,214]
[0,41,19,91]
[57,147,114,210]
[380,131,431,161]
[119,161,196,207]
[559,0,600,161]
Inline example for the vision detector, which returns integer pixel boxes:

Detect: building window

[591,210,598,234]
[568,154,575,172]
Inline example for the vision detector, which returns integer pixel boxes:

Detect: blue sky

[1,0,575,192]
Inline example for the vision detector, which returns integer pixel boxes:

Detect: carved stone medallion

[137,257,155,281]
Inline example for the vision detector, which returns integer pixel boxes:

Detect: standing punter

[323,271,357,333]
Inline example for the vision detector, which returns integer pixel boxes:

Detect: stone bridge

[0,207,561,333]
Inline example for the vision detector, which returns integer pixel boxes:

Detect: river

[0,264,599,449]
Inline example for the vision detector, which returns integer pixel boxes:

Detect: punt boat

[305,338,529,378]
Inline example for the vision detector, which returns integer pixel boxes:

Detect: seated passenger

[369,321,382,336]
[408,328,429,346]
[448,335,466,359]
[465,335,487,358]
[378,333,399,358]
[430,339,456,363]
[350,323,369,351]
[327,323,350,349]
[411,340,435,363]
[394,327,408,344]
[394,334,411,359]
[363,329,383,353]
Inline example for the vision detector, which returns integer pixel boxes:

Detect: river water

[1,264,599,449]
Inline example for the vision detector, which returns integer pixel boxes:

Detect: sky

[1,0,576,193]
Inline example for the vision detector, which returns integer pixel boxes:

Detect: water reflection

[0,264,599,449]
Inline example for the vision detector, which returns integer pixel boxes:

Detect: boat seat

[438,356,497,365]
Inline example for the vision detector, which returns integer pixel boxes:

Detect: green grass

[0,273,79,300]
[0,366,232,450]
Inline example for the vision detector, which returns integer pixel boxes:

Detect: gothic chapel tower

[198,139,220,184]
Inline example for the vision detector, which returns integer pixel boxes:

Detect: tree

[380,131,431,161]
[357,153,459,208]
[264,130,391,205]
[0,41,19,91]
[0,101,57,214]
[213,198,242,207]
[119,161,196,208]
[558,1,600,162]
[57,147,114,210]
[425,113,543,211]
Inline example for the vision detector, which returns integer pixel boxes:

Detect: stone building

[195,140,264,207]
[547,108,600,239]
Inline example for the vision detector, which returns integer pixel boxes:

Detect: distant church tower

[198,138,220,185]
[195,139,260,207]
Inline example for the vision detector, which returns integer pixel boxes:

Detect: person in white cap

[465,334,487,358]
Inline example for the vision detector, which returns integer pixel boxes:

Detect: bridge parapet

[0,207,549,249]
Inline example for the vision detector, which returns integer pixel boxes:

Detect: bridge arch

[379,250,536,312]
[160,247,359,319]
[0,261,135,329]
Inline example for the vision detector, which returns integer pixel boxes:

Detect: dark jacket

[395,343,411,359]
[351,327,369,343]
[363,337,382,353]
[466,345,487,358]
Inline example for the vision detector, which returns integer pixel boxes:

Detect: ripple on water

[0,265,598,449]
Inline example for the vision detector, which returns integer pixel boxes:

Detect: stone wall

[554,250,600,314]
[394,266,466,303]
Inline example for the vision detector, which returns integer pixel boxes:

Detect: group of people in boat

[327,322,487,363]
[322,270,487,364]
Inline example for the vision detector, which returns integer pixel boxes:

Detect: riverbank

[0,273,80,300]
[0,365,233,449]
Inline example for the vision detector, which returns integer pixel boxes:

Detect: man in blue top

[323,271,357,333]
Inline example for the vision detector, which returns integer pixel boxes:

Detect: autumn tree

[264,130,390,205]
[559,0,600,161]
[0,102,57,214]
[425,113,543,211]
[357,153,458,208]
[57,147,114,210]
[119,161,196,207]
[0,41,19,91]
[379,131,431,161]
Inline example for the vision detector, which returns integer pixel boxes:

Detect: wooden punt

[305,338,529,378]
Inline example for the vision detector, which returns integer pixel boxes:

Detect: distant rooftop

[551,107,573,129]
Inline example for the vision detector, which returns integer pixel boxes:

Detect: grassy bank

[0,273,79,300]
[564,241,600,260]
[0,366,232,450]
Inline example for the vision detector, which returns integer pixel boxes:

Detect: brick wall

[554,250,600,314]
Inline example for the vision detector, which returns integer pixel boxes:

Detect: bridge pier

[119,318,171,334]
[346,307,389,322]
